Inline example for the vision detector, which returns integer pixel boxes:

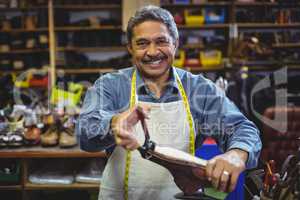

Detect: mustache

[142,54,167,62]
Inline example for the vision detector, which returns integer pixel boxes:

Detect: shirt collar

[135,66,179,95]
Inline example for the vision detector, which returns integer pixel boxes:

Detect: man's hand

[205,149,247,192]
[111,105,150,150]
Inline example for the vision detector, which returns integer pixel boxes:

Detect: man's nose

[146,43,159,56]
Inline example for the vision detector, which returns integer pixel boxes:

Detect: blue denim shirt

[77,67,262,169]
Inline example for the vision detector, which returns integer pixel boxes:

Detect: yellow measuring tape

[123,69,195,200]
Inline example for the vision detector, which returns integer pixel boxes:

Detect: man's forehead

[132,21,172,40]
[133,34,171,41]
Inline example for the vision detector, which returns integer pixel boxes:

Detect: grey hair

[126,5,179,45]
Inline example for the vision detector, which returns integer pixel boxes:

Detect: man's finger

[125,142,139,151]
[137,104,151,119]
[118,138,131,147]
[219,170,230,192]
[114,135,122,145]
[206,159,216,181]
[229,171,239,192]
[211,161,224,189]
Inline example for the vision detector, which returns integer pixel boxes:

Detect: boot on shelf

[41,125,59,147]
[24,125,41,146]
[24,15,37,31]
[59,128,77,148]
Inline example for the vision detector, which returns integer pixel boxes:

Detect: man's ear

[127,43,133,55]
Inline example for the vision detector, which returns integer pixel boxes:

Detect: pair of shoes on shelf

[41,125,58,147]
[24,125,41,146]
[41,125,77,148]
[1,129,24,147]
[0,122,9,147]
[3,116,25,147]
[59,128,77,148]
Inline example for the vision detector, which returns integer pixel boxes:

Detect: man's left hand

[205,149,247,192]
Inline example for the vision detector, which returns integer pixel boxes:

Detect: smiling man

[78,5,261,200]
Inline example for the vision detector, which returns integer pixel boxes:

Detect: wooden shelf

[0,28,48,33]
[237,65,300,71]
[235,2,300,6]
[55,26,121,31]
[0,185,22,190]
[53,4,121,10]
[0,68,114,74]
[237,23,300,29]
[0,49,48,54]
[57,46,126,52]
[181,44,205,49]
[233,60,300,67]
[0,146,106,158]
[24,182,100,190]
[0,67,49,74]
[0,7,47,12]
[162,2,230,8]
[185,66,224,72]
[272,43,300,48]
[57,68,115,74]
[177,24,229,29]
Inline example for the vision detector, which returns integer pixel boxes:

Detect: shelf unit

[24,182,99,190]
[177,24,230,29]
[0,1,300,199]
[0,28,49,33]
[54,25,122,31]
[0,185,22,191]
[0,145,105,199]
[236,23,300,29]
[56,46,126,52]
[53,4,121,10]
[1,0,299,75]
[0,49,49,54]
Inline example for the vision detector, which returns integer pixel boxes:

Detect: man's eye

[136,41,148,47]
[157,39,169,46]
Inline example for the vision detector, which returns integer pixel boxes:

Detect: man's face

[128,21,178,80]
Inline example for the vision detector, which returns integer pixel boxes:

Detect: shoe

[7,129,24,147]
[41,125,58,146]
[0,122,9,147]
[25,15,37,30]
[59,128,77,148]
[24,126,41,146]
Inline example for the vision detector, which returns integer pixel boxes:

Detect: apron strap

[123,68,196,200]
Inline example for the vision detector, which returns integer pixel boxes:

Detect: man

[78,5,261,200]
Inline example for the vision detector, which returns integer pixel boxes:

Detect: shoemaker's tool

[263,160,279,198]
[262,148,300,200]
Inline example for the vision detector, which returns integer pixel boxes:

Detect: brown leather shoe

[41,125,58,146]
[24,126,41,145]
[25,15,36,30]
[59,128,77,148]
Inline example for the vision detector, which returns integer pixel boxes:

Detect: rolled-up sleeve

[76,75,117,152]
[198,78,262,169]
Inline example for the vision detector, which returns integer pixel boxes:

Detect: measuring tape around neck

[123,68,195,200]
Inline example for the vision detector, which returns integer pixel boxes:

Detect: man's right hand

[111,105,150,150]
